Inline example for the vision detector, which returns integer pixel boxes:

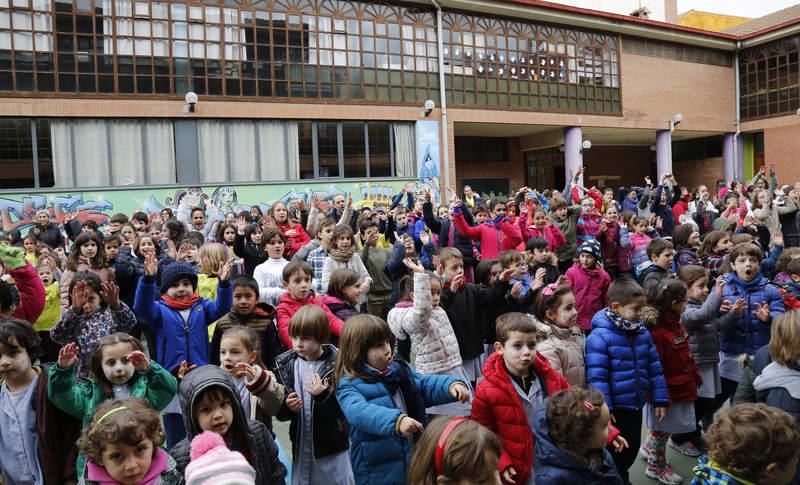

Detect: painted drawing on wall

[415,120,441,203]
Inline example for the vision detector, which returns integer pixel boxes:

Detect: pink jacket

[565,263,611,330]
[453,211,522,259]
[517,213,566,251]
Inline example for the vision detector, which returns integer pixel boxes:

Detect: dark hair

[547,389,607,454]
[0,318,42,361]
[646,238,673,260]
[109,213,129,225]
[677,265,708,288]
[359,219,379,234]
[498,250,524,268]
[163,218,186,244]
[533,286,574,323]
[90,333,145,398]
[231,275,259,295]
[699,230,730,258]
[131,211,148,223]
[68,271,104,308]
[316,217,337,237]
[327,269,361,302]
[184,232,204,247]
[526,237,549,252]
[475,259,500,285]
[646,278,688,313]
[179,237,201,249]
[607,277,646,306]
[495,312,544,344]
[786,258,800,277]
[262,227,287,248]
[730,242,764,263]
[550,197,568,211]
[78,398,165,464]
[190,207,205,218]
[473,204,488,215]
[282,261,313,282]
[333,314,394,382]
[671,224,696,252]
[331,225,356,250]
[215,223,238,244]
[82,220,99,231]
[289,305,330,343]
[220,325,261,365]
[488,197,507,211]
[104,234,122,247]
[67,232,108,271]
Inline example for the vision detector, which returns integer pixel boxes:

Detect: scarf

[329,245,356,263]
[364,361,426,425]
[604,308,643,333]
[161,292,199,310]
[86,449,170,484]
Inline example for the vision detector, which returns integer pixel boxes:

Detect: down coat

[585,310,670,411]
[565,263,610,330]
[719,272,785,355]
[535,319,586,388]
[682,292,738,365]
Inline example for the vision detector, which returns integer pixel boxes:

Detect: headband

[541,283,560,297]
[435,418,467,475]
[96,406,128,425]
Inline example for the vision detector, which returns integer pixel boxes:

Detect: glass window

[368,121,391,177]
[316,121,338,177]
[342,121,365,178]
[0,119,35,189]
[298,120,313,179]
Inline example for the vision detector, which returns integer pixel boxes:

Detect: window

[342,121,365,178]
[316,121,339,177]
[740,35,800,120]
[0,118,36,189]
[455,136,508,162]
[368,121,391,177]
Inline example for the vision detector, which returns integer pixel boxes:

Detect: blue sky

[678,0,799,18]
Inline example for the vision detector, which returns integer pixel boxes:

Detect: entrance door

[526,148,564,191]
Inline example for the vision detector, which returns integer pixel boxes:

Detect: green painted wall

[742,134,755,181]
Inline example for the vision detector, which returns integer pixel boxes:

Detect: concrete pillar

[564,126,583,187]
[723,133,735,184]
[656,130,672,181]
[736,135,744,181]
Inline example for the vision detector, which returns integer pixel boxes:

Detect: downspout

[733,40,741,181]
[430,0,450,194]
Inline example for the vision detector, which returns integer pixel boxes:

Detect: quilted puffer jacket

[719,272,785,355]
[682,292,738,366]
[585,310,670,411]
[565,263,611,330]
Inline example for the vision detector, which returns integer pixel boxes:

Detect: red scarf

[161,292,200,309]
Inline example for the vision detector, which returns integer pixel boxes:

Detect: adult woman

[31,210,64,249]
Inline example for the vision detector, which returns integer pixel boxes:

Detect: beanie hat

[159,261,198,294]
[578,239,602,261]
[185,431,256,485]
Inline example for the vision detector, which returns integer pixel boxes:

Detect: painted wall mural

[0,179,439,234]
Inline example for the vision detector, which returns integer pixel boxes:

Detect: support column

[736,135,744,181]
[723,133,735,184]
[656,130,672,181]
[564,126,583,187]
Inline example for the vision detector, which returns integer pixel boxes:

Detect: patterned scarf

[604,308,643,333]
[329,245,356,263]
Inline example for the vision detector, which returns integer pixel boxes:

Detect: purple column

[656,130,671,181]
[737,135,744,181]
[564,126,583,187]
[723,133,735,183]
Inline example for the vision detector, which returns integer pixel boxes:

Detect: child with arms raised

[59,232,115,308]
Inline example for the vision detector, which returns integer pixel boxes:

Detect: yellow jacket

[33,282,61,332]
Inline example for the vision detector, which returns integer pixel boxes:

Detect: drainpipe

[733,41,741,181]
[429,0,450,195]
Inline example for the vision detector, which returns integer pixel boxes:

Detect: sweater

[253,258,289,307]
[321,253,371,295]
[565,263,610,331]
[360,245,392,295]
[33,282,60,332]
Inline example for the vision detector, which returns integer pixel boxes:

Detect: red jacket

[598,220,621,269]
[565,263,611,330]
[9,262,46,324]
[517,214,566,252]
[647,310,702,404]
[453,211,523,259]
[275,292,343,349]
[276,221,311,260]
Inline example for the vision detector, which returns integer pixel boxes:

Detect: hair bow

[541,283,559,297]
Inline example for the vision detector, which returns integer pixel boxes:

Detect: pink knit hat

[185,431,256,485]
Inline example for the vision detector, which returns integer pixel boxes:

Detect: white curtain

[73,120,110,187]
[50,121,73,188]
[198,120,227,183]
[228,121,257,182]
[109,120,144,185]
[393,122,415,177]
[144,121,175,184]
[257,121,298,181]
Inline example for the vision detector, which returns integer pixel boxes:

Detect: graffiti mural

[0,194,113,233]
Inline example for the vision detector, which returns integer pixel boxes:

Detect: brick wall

[455,137,526,194]
[583,146,655,189]
[764,125,800,184]
[672,156,725,191]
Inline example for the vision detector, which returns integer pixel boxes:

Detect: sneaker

[645,465,683,485]
[669,439,701,457]
[639,442,653,460]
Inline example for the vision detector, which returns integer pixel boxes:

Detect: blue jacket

[586,310,670,411]
[133,275,232,372]
[719,272,784,355]
[336,361,458,485]
[533,403,624,485]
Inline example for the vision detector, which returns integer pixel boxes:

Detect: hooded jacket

[533,403,624,485]
[452,208,522,259]
[585,310,670,411]
[210,302,282,369]
[275,292,343,350]
[33,222,64,249]
[169,365,287,485]
[682,292,738,365]
[753,361,800,423]
[719,272,785,355]
[518,213,567,252]
[565,263,610,331]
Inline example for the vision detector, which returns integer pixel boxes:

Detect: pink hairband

[541,283,559,297]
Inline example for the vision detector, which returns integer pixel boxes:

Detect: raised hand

[731,299,746,316]
[58,342,79,369]
[166,240,178,260]
[398,416,424,436]
[127,350,150,372]
[502,467,517,484]
[720,299,732,313]
[218,259,233,281]
[71,280,89,313]
[402,258,425,273]
[449,274,465,294]
[644,176,652,186]
[532,268,546,291]
[177,243,192,261]
[449,382,471,403]
[100,281,122,311]
[177,360,197,380]
[144,252,158,277]
[346,193,353,209]
[753,302,771,322]
[773,233,784,247]
[305,373,330,397]
[510,282,523,300]
[424,190,432,204]
[498,267,516,283]
[419,230,430,247]
[285,392,303,412]
[235,362,264,382]
[714,276,728,297]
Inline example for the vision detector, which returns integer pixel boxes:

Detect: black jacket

[422,202,476,268]
[211,303,283,370]
[33,222,64,249]
[638,264,670,293]
[274,345,350,459]
[170,365,287,485]
[650,185,681,237]
[234,232,268,276]
[440,280,507,360]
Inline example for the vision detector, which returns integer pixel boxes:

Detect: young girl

[76,398,181,484]
[273,306,353,485]
[672,224,701,268]
[50,274,136,373]
[49,334,178,479]
[270,200,311,260]
[533,284,585,388]
[33,259,61,362]
[533,389,624,484]
[215,222,239,258]
[388,264,470,416]
[698,230,733,278]
[23,234,38,265]
[639,279,702,484]
[322,268,361,323]
[234,219,267,276]
[321,225,371,296]
[251,228,289,307]
[334,314,470,485]
[406,416,502,485]
[197,243,229,303]
[119,223,137,246]
[565,240,610,332]
[518,206,566,252]
[617,211,636,275]
[59,231,115,308]
[575,192,603,243]
[597,205,621,279]
[620,216,656,269]
[168,365,287,484]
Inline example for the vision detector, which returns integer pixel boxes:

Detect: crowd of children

[1,167,800,485]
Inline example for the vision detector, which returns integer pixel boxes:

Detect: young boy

[275,261,343,349]
[360,220,393,320]
[33,260,61,362]
[780,258,800,309]
[637,238,675,292]
[385,208,415,245]
[525,237,561,286]
[453,197,522,260]
[422,192,477,281]
[549,197,582,274]
[177,237,201,269]
[692,403,800,485]
[104,213,128,237]
[211,275,282,369]
[293,217,336,295]
[585,277,669,484]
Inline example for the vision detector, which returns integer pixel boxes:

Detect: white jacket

[535,317,586,388]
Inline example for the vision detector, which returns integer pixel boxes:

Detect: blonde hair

[769,310,800,367]
[199,242,229,275]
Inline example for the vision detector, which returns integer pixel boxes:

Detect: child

[585,278,669,484]
[49,334,178,478]
[565,240,611,332]
[384,233,434,306]
[518,205,566,252]
[637,239,675,292]
[184,431,257,484]
[322,268,361,322]
[525,238,561,287]
[384,207,415,245]
[270,200,311,260]
[620,216,656,269]
[334,314,470,485]
[50,275,136,373]
[59,231,115,308]
[321,225,371,296]
[23,234,38,265]
[549,197,582,274]
[533,284,585,388]
[533,389,624,484]
[576,192,603,243]
[639,279,702,484]
[197,243,229,302]
[215,222,239,258]
[698,230,733,279]
[168,365,287,484]
[691,403,800,485]
[779,258,800,309]
[753,311,800,421]
[33,260,61,362]
[275,261,343,349]
[453,197,523,260]
[76,398,181,484]
[673,224,701,268]
[253,228,289,307]
[0,245,46,324]
[406,416,502,485]
[296,217,336,295]
[359,220,393,320]
[274,306,353,485]
[597,205,622,279]
[234,219,267,276]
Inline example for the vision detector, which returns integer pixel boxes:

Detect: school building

[1,0,800,212]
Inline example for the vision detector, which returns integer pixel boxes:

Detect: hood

[753,362,800,399]
[572,262,603,277]
[277,291,319,309]
[691,455,747,485]
[178,365,249,439]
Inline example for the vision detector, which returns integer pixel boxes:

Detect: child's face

[250,228,263,245]
[579,253,597,269]
[491,204,506,220]
[191,211,206,229]
[687,277,709,301]
[507,259,528,279]
[166,278,194,300]
[628,191,637,201]
[604,206,618,222]
[732,254,760,282]
[101,342,135,386]
[37,267,54,286]
[105,241,120,260]
[82,288,102,314]
[283,270,311,300]
[0,339,33,385]
[335,234,352,251]
[81,241,98,259]
[250,207,261,219]
[430,279,442,308]
[580,199,594,214]
[634,220,648,234]
[138,237,155,256]
[495,330,538,378]
[223,227,236,244]
[440,258,464,282]
[108,221,121,233]
[232,286,258,315]
[265,235,285,259]
[271,204,288,223]
[362,226,379,247]
[318,223,335,246]
[220,336,256,376]
[132,219,147,231]
[23,239,35,252]
[99,438,154,485]
[36,212,49,225]
[726,197,738,209]
[531,248,549,265]
[437,206,449,218]
[588,403,612,451]
[651,249,674,270]
[487,263,501,284]
[475,211,487,224]
[402,235,415,254]
[366,340,392,371]
[195,392,234,436]
[148,227,162,242]
[688,231,700,247]
[714,235,732,254]
[395,213,408,228]
[532,211,548,227]
[612,296,646,322]
[546,293,578,329]
[183,244,199,263]
[291,335,323,360]
[554,207,568,220]
[343,284,361,305]
[603,190,613,201]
